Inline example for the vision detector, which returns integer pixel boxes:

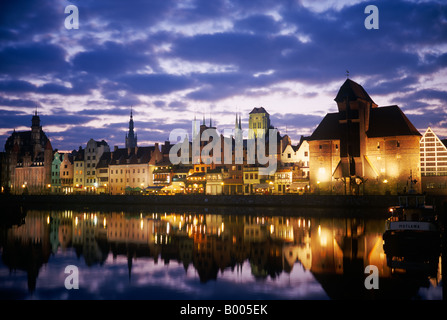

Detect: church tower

[31,109,43,158]
[125,107,137,148]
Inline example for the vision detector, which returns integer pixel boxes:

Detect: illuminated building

[248,107,271,140]
[420,127,447,195]
[308,79,421,195]
[4,112,53,194]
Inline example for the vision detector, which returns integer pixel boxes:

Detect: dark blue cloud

[118,73,195,95]
[72,41,155,77]
[234,14,282,34]
[0,43,69,76]
[0,0,447,148]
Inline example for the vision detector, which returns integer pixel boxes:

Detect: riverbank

[1,193,447,218]
[1,193,401,208]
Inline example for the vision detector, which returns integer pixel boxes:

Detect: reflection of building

[2,211,52,292]
[420,127,447,195]
[308,79,421,195]
[72,212,108,266]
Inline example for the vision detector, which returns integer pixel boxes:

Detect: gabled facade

[308,79,421,195]
[420,127,447,194]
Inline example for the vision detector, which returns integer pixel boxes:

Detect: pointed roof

[366,105,421,137]
[308,113,340,141]
[249,107,269,114]
[334,79,375,104]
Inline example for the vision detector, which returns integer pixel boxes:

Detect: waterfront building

[308,79,421,195]
[153,161,174,187]
[185,171,206,194]
[4,112,53,194]
[108,145,163,195]
[420,127,447,195]
[243,166,271,194]
[60,153,74,194]
[205,167,227,195]
[96,151,111,194]
[85,139,110,193]
[51,151,62,193]
[273,166,293,194]
[0,152,6,193]
[73,147,85,193]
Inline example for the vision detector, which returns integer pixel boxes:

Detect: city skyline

[1,0,447,151]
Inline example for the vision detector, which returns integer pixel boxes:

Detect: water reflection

[0,207,442,300]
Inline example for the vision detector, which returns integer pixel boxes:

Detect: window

[287,153,291,158]
[304,151,308,157]
[397,141,400,148]
[319,145,322,150]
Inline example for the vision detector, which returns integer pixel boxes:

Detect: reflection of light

[221,222,225,233]
[270,224,274,234]
[167,222,170,234]
[318,225,328,247]
[140,219,144,230]
[75,216,78,226]
[47,216,50,224]
[103,217,107,228]
[383,179,388,184]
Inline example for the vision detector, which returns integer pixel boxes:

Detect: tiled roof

[366,105,421,137]
[308,113,340,141]
[249,107,269,114]
[334,79,375,104]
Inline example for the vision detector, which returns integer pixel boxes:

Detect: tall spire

[125,106,137,148]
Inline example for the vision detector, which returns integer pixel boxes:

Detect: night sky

[1,0,446,152]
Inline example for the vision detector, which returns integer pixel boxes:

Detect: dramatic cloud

[0,0,446,150]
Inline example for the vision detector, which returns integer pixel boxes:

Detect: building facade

[4,112,53,194]
[308,79,422,195]
[420,127,447,195]
[84,139,110,193]
[248,107,271,140]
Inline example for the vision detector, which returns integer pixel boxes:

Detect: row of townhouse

[3,79,446,196]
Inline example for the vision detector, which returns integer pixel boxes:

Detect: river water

[0,206,443,300]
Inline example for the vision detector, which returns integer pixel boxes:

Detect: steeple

[125,107,137,148]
